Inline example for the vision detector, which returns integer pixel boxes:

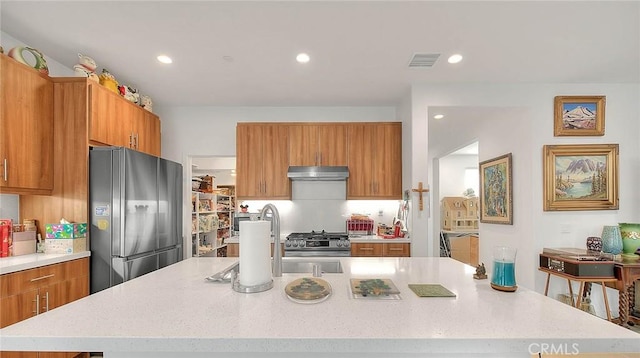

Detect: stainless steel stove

[284,230,351,257]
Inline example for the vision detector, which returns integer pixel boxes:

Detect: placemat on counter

[408,284,456,297]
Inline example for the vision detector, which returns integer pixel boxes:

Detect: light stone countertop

[0,257,638,358]
[0,251,91,274]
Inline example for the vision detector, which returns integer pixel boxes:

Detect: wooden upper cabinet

[347,123,402,199]
[0,54,54,195]
[373,123,402,198]
[262,125,290,198]
[289,124,347,166]
[88,82,160,156]
[289,125,318,166]
[236,124,290,199]
[318,125,347,166]
[89,82,117,146]
[135,111,161,156]
[236,124,263,198]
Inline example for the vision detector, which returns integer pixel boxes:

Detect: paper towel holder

[230,270,274,293]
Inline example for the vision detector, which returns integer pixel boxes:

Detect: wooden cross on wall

[412,182,429,211]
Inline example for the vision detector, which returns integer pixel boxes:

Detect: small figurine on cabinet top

[98,68,119,94]
[118,85,140,104]
[140,94,153,112]
[74,53,99,82]
[473,263,487,279]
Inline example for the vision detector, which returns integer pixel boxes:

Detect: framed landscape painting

[479,153,513,225]
[554,95,605,136]
[543,144,619,211]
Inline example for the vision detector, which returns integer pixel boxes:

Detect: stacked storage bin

[45,223,87,254]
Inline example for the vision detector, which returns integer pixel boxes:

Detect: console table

[540,260,640,327]
[539,267,616,322]
[612,260,640,327]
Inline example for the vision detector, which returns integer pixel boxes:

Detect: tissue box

[45,237,86,254]
[45,223,87,239]
[12,231,36,256]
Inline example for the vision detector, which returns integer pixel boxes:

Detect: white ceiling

[1,1,638,108]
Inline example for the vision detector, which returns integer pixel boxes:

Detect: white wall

[412,83,640,319]
[438,154,479,198]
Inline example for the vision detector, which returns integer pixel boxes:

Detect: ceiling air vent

[408,53,440,68]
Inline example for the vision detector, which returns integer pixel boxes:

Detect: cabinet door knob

[2,159,7,181]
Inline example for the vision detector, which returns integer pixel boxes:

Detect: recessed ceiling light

[433,114,444,120]
[296,53,310,64]
[157,55,172,64]
[447,54,463,64]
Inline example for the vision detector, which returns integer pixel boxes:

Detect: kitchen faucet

[260,203,282,277]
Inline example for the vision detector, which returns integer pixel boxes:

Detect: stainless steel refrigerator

[89,147,183,294]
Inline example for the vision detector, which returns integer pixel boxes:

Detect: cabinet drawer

[383,243,410,257]
[350,243,383,257]
[0,258,88,298]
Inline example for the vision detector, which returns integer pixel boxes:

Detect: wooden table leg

[619,287,630,327]
[600,281,612,322]
[544,273,551,296]
[568,279,575,306]
[575,281,585,308]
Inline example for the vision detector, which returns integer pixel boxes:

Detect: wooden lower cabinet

[225,243,283,258]
[350,243,383,257]
[227,243,239,257]
[351,242,410,257]
[382,243,411,257]
[0,258,89,358]
[450,235,479,267]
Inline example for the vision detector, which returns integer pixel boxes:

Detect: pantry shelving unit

[214,185,235,257]
[191,191,227,257]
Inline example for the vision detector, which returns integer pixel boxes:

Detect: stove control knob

[344,241,350,247]
[299,241,305,247]
[285,241,291,247]
[293,242,299,247]
[337,241,343,247]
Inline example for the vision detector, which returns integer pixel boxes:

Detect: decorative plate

[285,277,332,303]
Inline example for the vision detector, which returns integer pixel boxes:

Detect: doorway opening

[185,155,236,258]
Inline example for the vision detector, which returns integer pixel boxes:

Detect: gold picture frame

[543,144,619,211]
[554,95,605,136]
[479,153,513,225]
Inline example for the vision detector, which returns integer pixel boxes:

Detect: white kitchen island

[1,257,638,358]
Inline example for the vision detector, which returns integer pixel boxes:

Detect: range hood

[287,166,349,181]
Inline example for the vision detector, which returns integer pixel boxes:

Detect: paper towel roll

[239,220,272,286]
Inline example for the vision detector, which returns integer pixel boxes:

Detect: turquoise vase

[601,225,623,255]
[619,223,640,259]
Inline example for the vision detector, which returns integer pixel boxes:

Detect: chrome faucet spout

[260,203,282,277]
